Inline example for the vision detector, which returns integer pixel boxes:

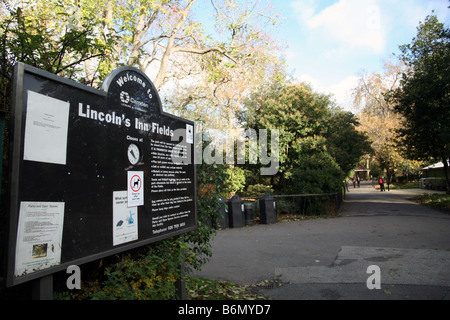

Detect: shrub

[246,184,274,197]
[223,166,246,196]
[287,152,344,194]
[69,241,183,300]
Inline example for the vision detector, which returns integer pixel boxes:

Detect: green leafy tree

[390,14,450,193]
[289,151,343,194]
[0,1,115,110]
[237,69,289,186]
[250,83,333,191]
[242,81,372,193]
[324,109,372,177]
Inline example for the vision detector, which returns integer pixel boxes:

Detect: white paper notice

[14,202,65,277]
[128,171,144,207]
[113,191,138,246]
[186,124,193,144]
[23,91,70,165]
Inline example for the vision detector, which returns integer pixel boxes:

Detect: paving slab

[276,246,450,286]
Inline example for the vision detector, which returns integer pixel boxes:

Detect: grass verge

[411,193,450,214]
[389,181,421,189]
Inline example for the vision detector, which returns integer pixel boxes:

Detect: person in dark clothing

[378,176,385,191]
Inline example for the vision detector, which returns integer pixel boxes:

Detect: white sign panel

[186,124,193,144]
[23,91,70,165]
[127,171,144,207]
[14,202,65,277]
[113,191,138,246]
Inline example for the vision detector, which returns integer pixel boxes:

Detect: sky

[269,0,449,110]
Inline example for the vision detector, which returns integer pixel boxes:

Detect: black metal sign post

[31,274,53,300]
[6,63,196,297]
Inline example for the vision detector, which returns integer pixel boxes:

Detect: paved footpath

[192,182,450,300]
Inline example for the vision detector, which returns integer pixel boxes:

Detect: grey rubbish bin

[228,195,244,228]
[259,193,276,224]
[244,203,254,226]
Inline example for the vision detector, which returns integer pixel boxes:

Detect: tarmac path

[191,182,450,300]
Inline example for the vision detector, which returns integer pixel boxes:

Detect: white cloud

[296,73,323,90]
[291,0,317,21]
[295,73,359,111]
[327,75,359,109]
[291,0,387,54]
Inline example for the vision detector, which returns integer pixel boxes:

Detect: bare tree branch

[173,46,237,63]
[153,0,198,88]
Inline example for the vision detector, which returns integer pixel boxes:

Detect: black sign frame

[6,63,197,287]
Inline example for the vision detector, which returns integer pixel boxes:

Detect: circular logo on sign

[130,175,142,192]
[120,91,130,104]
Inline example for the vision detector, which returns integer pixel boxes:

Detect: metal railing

[272,192,343,217]
[241,190,343,220]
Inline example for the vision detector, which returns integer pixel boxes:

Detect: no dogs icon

[130,175,142,192]
[127,171,144,207]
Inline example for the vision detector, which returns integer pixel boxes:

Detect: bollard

[217,197,229,229]
[244,203,254,226]
[228,195,244,228]
[259,193,276,224]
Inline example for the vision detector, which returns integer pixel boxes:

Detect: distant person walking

[378,176,385,192]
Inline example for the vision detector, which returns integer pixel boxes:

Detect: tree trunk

[153,0,197,89]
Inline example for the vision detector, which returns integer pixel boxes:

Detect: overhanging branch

[173,46,237,64]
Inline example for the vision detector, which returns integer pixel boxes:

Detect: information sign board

[6,63,196,286]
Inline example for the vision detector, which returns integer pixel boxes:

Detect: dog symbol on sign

[131,176,141,192]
